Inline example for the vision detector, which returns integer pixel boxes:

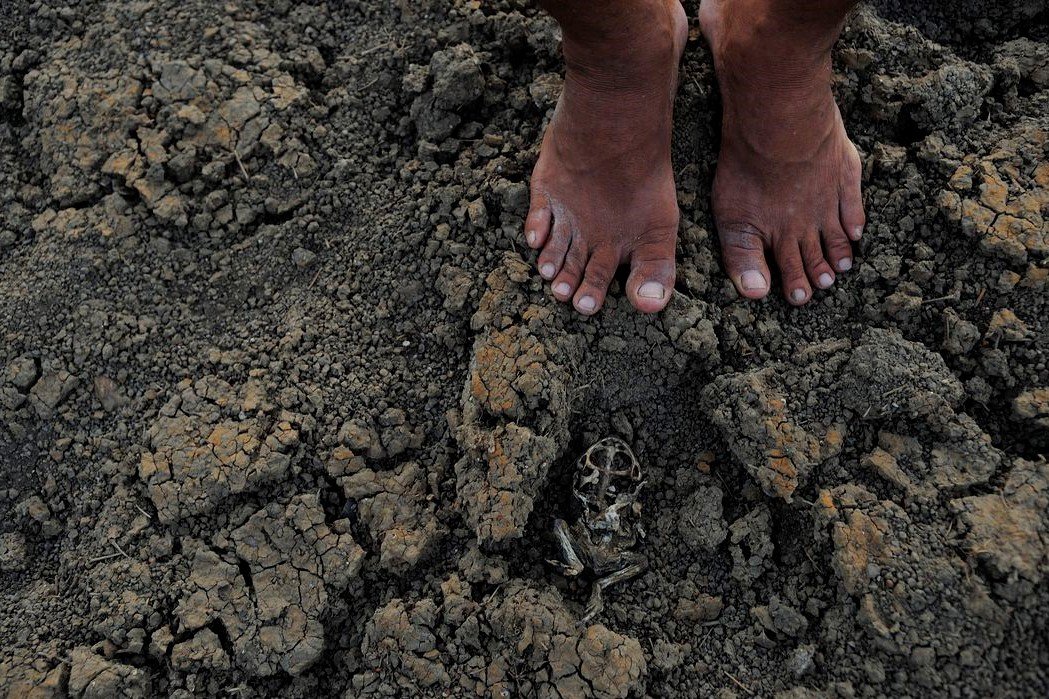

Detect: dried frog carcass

[549,437,647,623]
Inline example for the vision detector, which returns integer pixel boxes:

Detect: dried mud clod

[174,493,364,676]
[1013,387,1049,432]
[841,329,964,419]
[729,504,775,585]
[481,581,646,699]
[701,365,843,502]
[66,646,150,698]
[359,597,449,689]
[816,484,1009,684]
[139,376,312,524]
[407,43,486,142]
[22,0,323,234]
[844,329,1006,494]
[951,457,1049,601]
[938,122,1048,266]
[0,532,27,573]
[454,254,580,548]
[705,329,1006,501]
[357,580,646,698]
[328,455,442,574]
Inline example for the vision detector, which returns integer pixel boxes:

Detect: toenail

[818,273,833,289]
[741,270,767,292]
[837,258,853,272]
[527,230,537,247]
[577,295,597,313]
[638,281,665,300]
[851,226,863,240]
[791,288,807,303]
[553,282,571,297]
[540,263,555,279]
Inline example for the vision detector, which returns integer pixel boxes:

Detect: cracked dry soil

[1,0,1048,697]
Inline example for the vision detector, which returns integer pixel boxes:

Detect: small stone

[529,72,563,110]
[986,309,1031,342]
[0,532,27,572]
[93,376,124,412]
[170,629,231,672]
[675,593,723,622]
[430,44,484,111]
[292,247,317,269]
[4,356,39,392]
[165,147,198,183]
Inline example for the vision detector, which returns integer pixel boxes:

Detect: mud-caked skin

[525,0,687,316]
[701,0,865,305]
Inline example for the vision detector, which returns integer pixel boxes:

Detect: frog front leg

[547,517,586,577]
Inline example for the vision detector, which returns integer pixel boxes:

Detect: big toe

[626,229,677,313]
[718,222,771,300]
[524,191,552,249]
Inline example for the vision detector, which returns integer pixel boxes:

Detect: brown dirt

[1,0,1047,697]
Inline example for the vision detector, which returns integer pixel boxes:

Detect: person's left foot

[700,0,864,306]
[525,0,687,316]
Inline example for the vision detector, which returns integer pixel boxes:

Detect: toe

[774,237,812,306]
[626,227,677,313]
[524,191,552,249]
[800,230,835,290]
[537,219,571,281]
[551,236,588,304]
[821,220,854,274]
[839,143,866,241]
[573,246,620,315]
[718,222,771,300]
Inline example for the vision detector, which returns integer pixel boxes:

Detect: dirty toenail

[741,270,767,291]
[851,226,863,240]
[818,273,833,289]
[553,282,571,297]
[837,258,853,272]
[791,288,807,303]
[638,281,665,299]
[577,296,596,313]
[527,230,537,247]
[540,263,555,279]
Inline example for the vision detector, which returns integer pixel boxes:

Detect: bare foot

[700,0,865,305]
[525,0,688,316]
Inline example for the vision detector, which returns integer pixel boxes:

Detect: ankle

[558,0,684,88]
[709,0,855,66]
[736,0,849,53]
[708,0,842,94]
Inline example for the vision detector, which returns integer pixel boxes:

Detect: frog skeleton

[549,437,647,624]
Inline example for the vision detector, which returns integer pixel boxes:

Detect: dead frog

[549,436,647,623]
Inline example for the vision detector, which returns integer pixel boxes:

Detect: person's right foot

[700,0,864,305]
[526,0,687,316]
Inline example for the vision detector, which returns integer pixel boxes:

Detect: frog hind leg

[581,585,604,626]
[581,561,647,625]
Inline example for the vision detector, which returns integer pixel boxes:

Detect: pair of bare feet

[526,0,864,314]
